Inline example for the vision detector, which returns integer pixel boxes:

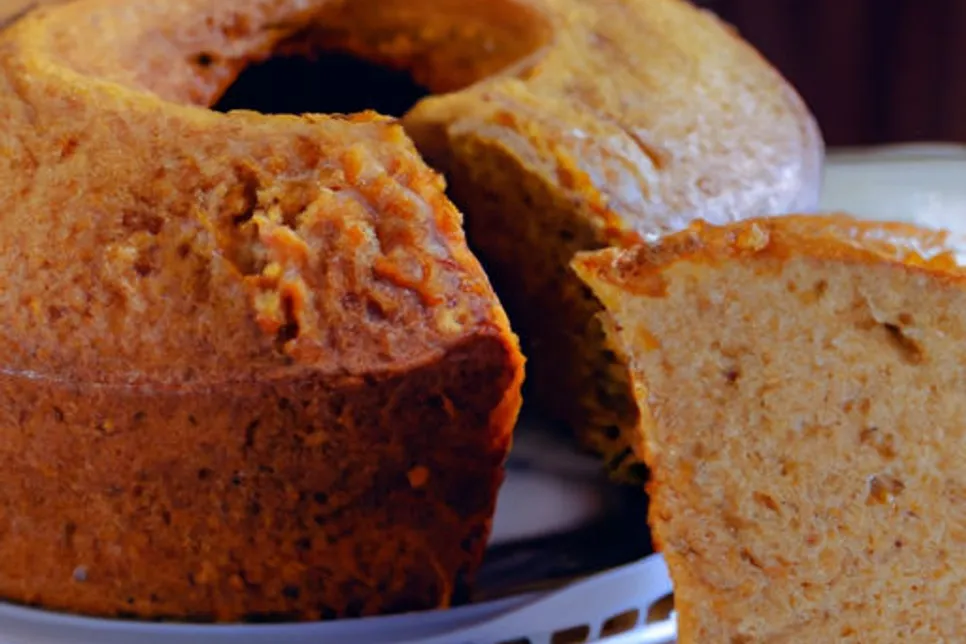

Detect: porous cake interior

[592,254,966,642]
[428,134,642,479]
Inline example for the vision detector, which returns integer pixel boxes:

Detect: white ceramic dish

[822,143,966,231]
[3,145,965,644]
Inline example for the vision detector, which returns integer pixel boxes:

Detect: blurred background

[695,0,966,146]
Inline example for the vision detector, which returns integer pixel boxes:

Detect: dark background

[696,0,966,146]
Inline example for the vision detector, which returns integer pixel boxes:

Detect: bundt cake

[0,0,524,622]
[11,0,819,484]
[574,215,966,642]
[398,0,824,480]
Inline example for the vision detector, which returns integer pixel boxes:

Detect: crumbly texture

[0,0,523,621]
[574,215,966,642]
[398,0,824,480]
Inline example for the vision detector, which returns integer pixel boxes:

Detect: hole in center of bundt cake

[204,0,552,118]
[212,52,430,118]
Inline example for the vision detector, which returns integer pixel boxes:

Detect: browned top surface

[574,214,966,293]
[404,0,824,244]
[0,0,517,387]
[12,0,824,239]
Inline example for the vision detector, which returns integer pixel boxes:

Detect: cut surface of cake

[403,0,824,480]
[574,215,966,642]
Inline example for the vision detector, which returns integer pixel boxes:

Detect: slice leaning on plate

[573,214,966,642]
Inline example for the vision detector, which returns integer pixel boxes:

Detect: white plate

[822,143,966,232]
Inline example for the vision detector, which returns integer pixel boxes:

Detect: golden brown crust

[576,214,966,290]
[0,0,524,621]
[406,0,823,238]
[0,337,520,621]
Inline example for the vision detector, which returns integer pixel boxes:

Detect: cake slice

[573,215,966,642]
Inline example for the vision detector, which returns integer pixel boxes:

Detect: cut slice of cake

[573,214,966,642]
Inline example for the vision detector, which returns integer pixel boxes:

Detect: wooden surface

[4,0,963,146]
[698,0,966,146]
